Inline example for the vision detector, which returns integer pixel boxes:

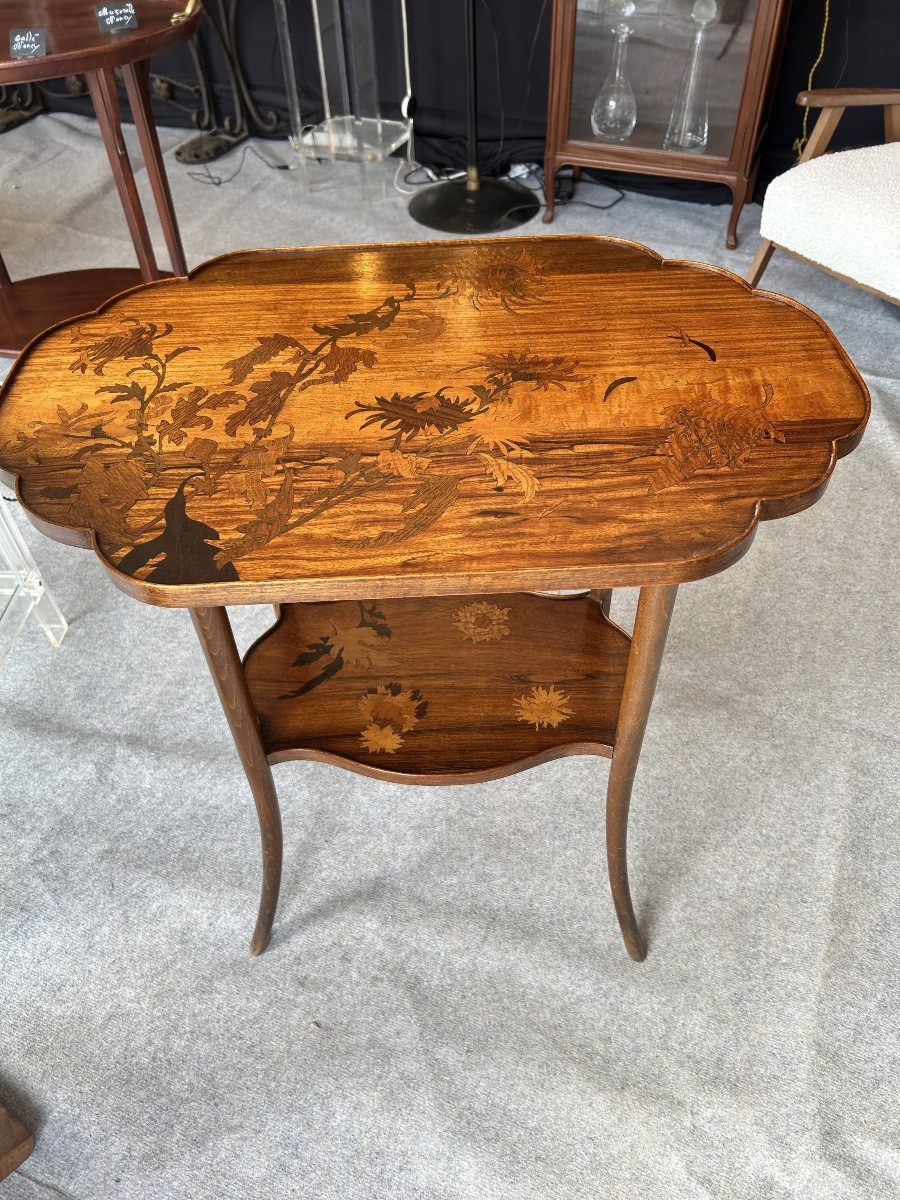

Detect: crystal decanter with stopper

[663,0,718,152]
[590,2,637,142]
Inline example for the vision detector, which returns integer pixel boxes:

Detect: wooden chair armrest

[797,87,900,109]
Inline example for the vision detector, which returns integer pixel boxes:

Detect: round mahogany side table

[0,0,201,357]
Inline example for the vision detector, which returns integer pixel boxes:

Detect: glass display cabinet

[543,0,791,246]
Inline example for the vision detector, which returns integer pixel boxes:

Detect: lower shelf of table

[0,268,162,356]
[242,592,632,783]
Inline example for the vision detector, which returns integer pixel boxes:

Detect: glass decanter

[663,0,718,153]
[590,2,637,143]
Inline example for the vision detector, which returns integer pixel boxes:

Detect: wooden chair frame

[746,87,900,301]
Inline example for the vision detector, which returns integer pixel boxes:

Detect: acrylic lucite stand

[273,0,412,191]
[0,497,67,667]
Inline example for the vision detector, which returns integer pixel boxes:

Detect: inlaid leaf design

[477,453,539,501]
[218,470,294,562]
[359,725,403,754]
[223,333,301,385]
[343,475,460,549]
[298,344,377,389]
[279,601,395,700]
[375,449,428,479]
[224,371,296,437]
[350,391,482,439]
[157,386,214,446]
[312,294,404,340]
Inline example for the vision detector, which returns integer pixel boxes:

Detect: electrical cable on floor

[514,165,626,214]
[187,140,302,186]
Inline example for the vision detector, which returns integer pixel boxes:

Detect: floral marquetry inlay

[0,236,868,606]
[452,602,511,643]
[515,685,575,731]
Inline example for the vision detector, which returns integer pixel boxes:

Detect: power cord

[553,170,625,211]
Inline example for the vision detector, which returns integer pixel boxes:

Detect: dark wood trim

[120,60,189,278]
[85,67,161,282]
[0,3,201,87]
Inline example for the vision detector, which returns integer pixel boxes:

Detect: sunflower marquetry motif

[514,685,575,731]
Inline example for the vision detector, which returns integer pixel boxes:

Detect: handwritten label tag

[10,29,46,58]
[94,4,139,32]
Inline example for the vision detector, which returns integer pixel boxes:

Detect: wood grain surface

[243,592,631,781]
[0,236,869,607]
[0,268,154,357]
[0,1,201,86]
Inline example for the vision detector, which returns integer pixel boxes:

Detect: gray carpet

[1,113,899,1200]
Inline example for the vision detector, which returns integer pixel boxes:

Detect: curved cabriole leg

[606,584,678,962]
[725,181,747,250]
[191,606,283,955]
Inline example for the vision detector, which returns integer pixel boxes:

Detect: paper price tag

[94,4,139,32]
[10,29,46,58]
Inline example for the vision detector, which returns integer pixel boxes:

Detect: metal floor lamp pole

[408,0,540,233]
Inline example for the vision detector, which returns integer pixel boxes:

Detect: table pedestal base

[191,586,677,961]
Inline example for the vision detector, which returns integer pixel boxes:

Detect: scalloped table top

[0,236,869,607]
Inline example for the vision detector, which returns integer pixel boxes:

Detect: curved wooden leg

[606,584,678,961]
[191,606,283,955]
[85,66,160,282]
[725,171,756,250]
[746,238,776,288]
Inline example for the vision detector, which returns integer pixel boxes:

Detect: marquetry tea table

[0,236,868,960]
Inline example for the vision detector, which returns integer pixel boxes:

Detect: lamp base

[408,177,540,234]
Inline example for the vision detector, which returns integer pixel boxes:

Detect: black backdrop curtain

[12,0,899,199]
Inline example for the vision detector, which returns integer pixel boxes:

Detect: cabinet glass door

[569,0,758,160]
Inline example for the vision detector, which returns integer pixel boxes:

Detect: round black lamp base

[408,177,540,234]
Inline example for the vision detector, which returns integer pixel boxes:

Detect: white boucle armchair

[746,87,900,304]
